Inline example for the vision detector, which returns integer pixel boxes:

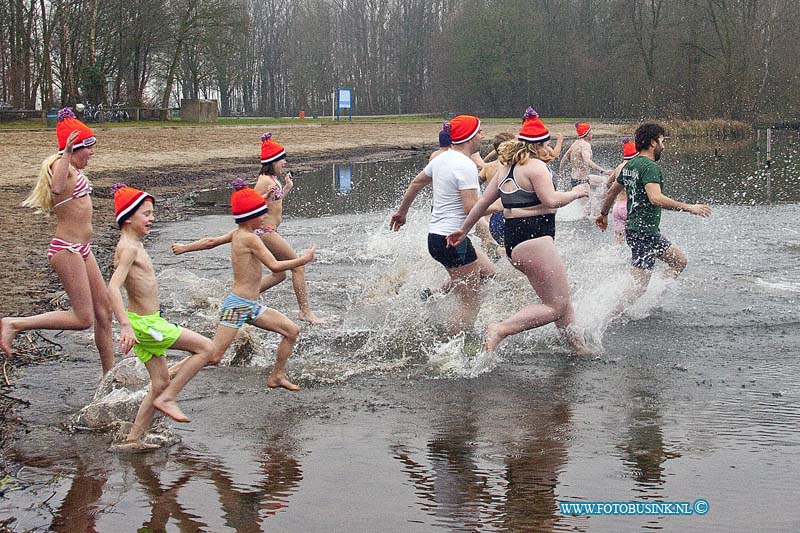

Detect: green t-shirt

[617,155,663,234]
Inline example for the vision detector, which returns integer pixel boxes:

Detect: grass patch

[662,119,751,138]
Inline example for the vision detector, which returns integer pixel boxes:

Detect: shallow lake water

[2,133,799,531]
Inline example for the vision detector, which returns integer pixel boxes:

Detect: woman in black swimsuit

[446,107,591,354]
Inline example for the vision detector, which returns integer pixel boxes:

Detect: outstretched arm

[252,236,316,272]
[172,230,235,255]
[551,133,564,159]
[533,166,589,209]
[107,247,138,354]
[446,175,502,246]
[389,170,432,231]
[645,183,712,216]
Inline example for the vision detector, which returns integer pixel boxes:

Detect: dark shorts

[504,213,556,257]
[570,178,588,188]
[626,230,672,270]
[428,233,478,269]
[489,212,505,245]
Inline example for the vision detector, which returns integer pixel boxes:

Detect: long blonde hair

[22,154,61,213]
[497,139,554,167]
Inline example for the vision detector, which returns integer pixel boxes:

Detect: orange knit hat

[518,107,550,143]
[449,115,481,144]
[575,122,592,138]
[56,108,96,154]
[260,133,286,164]
[622,137,638,159]
[112,183,154,227]
[230,178,268,223]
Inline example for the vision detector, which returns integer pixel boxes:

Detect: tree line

[1,0,797,120]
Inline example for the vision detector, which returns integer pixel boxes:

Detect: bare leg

[259,271,287,293]
[152,329,214,423]
[263,232,322,324]
[445,249,496,336]
[660,245,687,279]
[208,324,241,365]
[250,308,301,391]
[1,251,96,358]
[612,267,652,319]
[117,357,170,449]
[485,237,589,354]
[85,253,115,374]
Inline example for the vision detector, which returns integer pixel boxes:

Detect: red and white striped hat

[518,107,550,143]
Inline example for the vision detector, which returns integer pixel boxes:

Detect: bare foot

[562,325,594,357]
[108,439,160,453]
[153,397,191,423]
[298,311,325,325]
[0,317,17,358]
[483,322,505,353]
[267,376,300,391]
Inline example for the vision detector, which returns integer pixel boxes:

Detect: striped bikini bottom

[47,238,91,261]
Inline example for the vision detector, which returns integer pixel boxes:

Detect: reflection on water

[6,435,302,532]
[393,364,579,532]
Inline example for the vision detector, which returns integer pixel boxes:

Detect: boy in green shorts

[108,184,215,451]
[205,179,315,391]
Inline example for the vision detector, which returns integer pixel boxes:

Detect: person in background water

[596,123,712,315]
[559,121,611,218]
[606,137,639,243]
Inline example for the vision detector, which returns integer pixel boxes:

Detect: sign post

[336,88,353,122]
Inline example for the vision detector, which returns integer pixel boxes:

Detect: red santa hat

[260,133,286,164]
[518,107,550,143]
[575,122,592,138]
[622,137,638,159]
[449,115,481,144]
[230,178,268,223]
[56,108,96,154]
[112,183,154,227]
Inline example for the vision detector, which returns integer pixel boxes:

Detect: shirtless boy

[108,184,215,451]
[206,179,316,391]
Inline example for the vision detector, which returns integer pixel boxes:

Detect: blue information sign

[337,88,353,121]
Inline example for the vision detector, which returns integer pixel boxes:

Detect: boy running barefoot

[207,179,315,391]
[108,184,215,451]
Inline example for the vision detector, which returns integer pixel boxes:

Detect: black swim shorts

[504,213,556,257]
[626,230,672,270]
[428,233,477,269]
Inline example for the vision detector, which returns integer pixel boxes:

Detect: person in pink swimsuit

[1,108,114,374]
[607,138,639,243]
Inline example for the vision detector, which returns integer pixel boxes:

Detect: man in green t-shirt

[595,123,712,310]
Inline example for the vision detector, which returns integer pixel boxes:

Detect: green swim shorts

[127,311,182,364]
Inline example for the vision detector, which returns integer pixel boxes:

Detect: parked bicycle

[79,102,130,123]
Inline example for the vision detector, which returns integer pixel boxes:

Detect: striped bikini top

[53,168,93,208]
